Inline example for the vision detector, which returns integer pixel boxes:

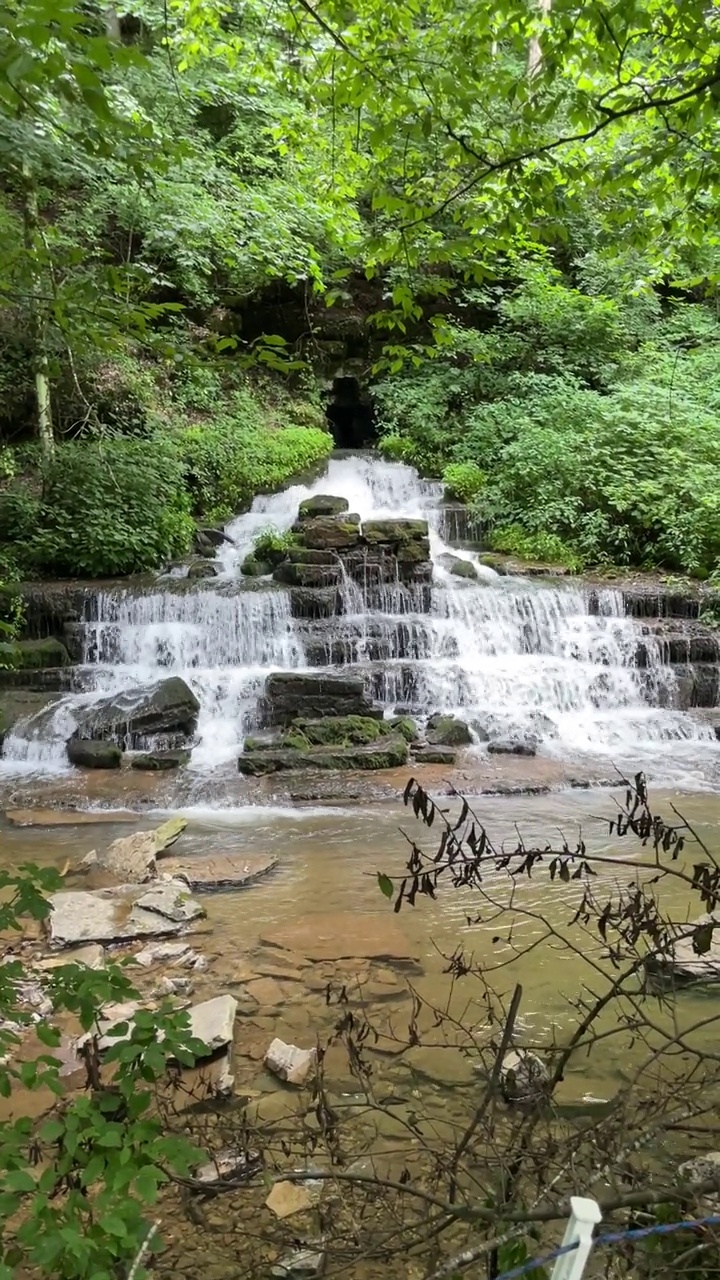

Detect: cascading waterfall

[2,452,716,778]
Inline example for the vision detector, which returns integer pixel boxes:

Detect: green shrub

[442,462,486,503]
[28,437,194,577]
[253,527,298,559]
[489,525,582,571]
[181,417,332,522]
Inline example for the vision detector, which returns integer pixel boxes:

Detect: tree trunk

[528,0,552,77]
[20,159,54,462]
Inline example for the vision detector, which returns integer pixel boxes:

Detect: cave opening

[325,376,376,449]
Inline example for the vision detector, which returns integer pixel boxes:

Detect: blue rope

[491,1212,720,1280]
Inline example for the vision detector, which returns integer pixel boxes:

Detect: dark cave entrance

[325,376,376,448]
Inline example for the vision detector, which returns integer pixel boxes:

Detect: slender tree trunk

[528,0,551,77]
[20,159,54,462]
[105,6,121,39]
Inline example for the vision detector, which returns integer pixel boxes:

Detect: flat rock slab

[48,883,204,947]
[135,882,204,924]
[648,913,720,984]
[266,1181,317,1219]
[260,913,419,964]
[189,995,238,1052]
[160,853,278,891]
[5,808,137,827]
[265,1038,317,1085]
[37,944,105,971]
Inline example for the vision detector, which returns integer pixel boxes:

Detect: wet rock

[437,553,478,580]
[261,672,378,725]
[187,559,219,580]
[238,738,408,775]
[427,713,473,746]
[75,676,200,744]
[241,555,272,578]
[265,1181,316,1219]
[284,715,399,748]
[272,1250,325,1279]
[157,975,194,997]
[197,526,232,548]
[48,883,204,946]
[387,715,419,742]
[488,739,537,757]
[81,817,187,883]
[5,808,136,827]
[159,853,278,892]
[288,587,340,620]
[500,1050,549,1104]
[411,744,457,765]
[477,554,508,575]
[134,940,200,968]
[298,495,349,519]
[66,739,122,769]
[677,1152,720,1188]
[298,516,362,550]
[265,1037,317,1086]
[131,749,191,770]
[136,882,206,925]
[0,637,71,669]
[362,518,428,544]
[273,562,341,588]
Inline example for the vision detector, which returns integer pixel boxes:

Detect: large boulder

[297,516,361,550]
[427,713,472,746]
[0,638,71,670]
[261,673,379,726]
[67,739,122,769]
[362,519,428,545]
[76,677,200,744]
[298,495,349,519]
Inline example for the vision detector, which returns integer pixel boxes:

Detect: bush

[181,414,332,522]
[442,462,486,503]
[253,527,298,559]
[28,437,194,577]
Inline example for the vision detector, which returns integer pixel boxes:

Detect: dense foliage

[0,0,719,576]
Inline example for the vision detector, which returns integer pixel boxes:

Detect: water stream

[2,453,717,783]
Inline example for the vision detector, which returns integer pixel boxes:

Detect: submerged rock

[48,882,204,946]
[159,853,278,891]
[500,1050,549,1104]
[426,713,473,746]
[67,739,122,769]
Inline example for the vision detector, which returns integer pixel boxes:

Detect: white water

[2,453,716,779]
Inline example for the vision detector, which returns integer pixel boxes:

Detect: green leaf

[4,1170,35,1193]
[377,873,394,900]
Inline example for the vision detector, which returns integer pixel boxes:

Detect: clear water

[2,454,716,779]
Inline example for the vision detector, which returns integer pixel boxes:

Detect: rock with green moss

[67,738,123,769]
[0,638,71,669]
[387,715,419,742]
[427,714,472,746]
[287,547,338,565]
[238,736,408,775]
[241,555,273,577]
[362,519,428,545]
[297,516,362,551]
[290,715,389,747]
[298,495,349,519]
[438,553,478,580]
[273,562,341,588]
[187,559,219,579]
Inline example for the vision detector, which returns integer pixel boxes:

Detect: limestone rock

[135,882,205,924]
[488,739,537,757]
[298,495,349,519]
[272,1250,325,1278]
[75,676,200,744]
[265,1037,317,1086]
[66,739,122,769]
[134,940,199,968]
[37,944,105,971]
[261,913,418,964]
[130,749,191,771]
[48,883,203,947]
[81,817,187,884]
[647,913,720,985]
[500,1050,549,1104]
[189,995,237,1053]
[265,1181,316,1219]
[427,713,472,746]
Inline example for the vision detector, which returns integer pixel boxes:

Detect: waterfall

[2,453,716,777]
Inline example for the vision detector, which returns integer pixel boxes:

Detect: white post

[550,1196,602,1280]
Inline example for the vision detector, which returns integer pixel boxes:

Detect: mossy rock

[412,744,457,765]
[187,559,219,579]
[241,555,273,577]
[362,519,428,544]
[0,638,71,669]
[273,562,341,588]
[477,554,509,576]
[238,735,408,775]
[287,547,339,565]
[290,714,392,747]
[298,495,349,519]
[387,715,419,743]
[438,553,478,580]
[130,749,191,771]
[67,738,122,769]
[427,714,472,746]
[297,516,362,551]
